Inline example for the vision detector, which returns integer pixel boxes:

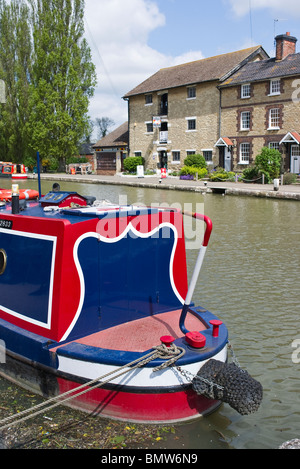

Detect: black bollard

[11,184,20,214]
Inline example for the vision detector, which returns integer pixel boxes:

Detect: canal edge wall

[28,174,300,201]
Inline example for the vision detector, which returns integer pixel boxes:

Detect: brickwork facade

[220,76,300,171]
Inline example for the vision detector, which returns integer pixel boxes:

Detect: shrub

[179,166,208,179]
[183,154,207,169]
[282,172,297,185]
[123,156,144,173]
[209,170,235,181]
[255,147,282,180]
[242,165,261,183]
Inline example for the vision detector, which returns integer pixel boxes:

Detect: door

[224,147,232,172]
[159,151,168,169]
[291,145,300,173]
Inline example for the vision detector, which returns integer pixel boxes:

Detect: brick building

[218,33,300,173]
[123,33,300,174]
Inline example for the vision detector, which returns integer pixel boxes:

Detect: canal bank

[28,173,300,201]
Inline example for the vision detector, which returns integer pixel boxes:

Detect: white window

[187,86,196,99]
[269,108,280,129]
[145,122,153,133]
[269,142,280,151]
[202,150,213,162]
[186,117,196,131]
[172,151,180,162]
[241,83,251,98]
[269,79,281,95]
[241,111,250,130]
[239,143,250,164]
[145,94,153,105]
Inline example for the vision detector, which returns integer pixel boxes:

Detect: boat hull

[0,344,226,423]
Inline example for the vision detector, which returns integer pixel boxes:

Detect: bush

[123,156,144,173]
[282,172,297,185]
[179,166,208,179]
[241,165,261,183]
[209,170,235,181]
[183,154,207,169]
[255,147,282,180]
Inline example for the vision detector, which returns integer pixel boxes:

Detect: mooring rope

[0,343,185,431]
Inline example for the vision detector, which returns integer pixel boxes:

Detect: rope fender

[192,359,263,415]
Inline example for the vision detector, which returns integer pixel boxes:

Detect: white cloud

[227,0,300,17]
[84,0,205,137]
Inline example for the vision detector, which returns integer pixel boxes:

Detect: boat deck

[54,309,207,353]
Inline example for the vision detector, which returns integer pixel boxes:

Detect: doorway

[159,150,168,169]
[291,145,300,173]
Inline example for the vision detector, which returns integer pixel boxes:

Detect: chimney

[275,32,297,60]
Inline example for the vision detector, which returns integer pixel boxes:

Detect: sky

[84,0,300,140]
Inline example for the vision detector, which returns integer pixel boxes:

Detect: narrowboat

[0,188,262,424]
[0,162,27,179]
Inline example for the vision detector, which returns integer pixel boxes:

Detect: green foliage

[241,165,260,182]
[209,170,235,181]
[0,0,96,168]
[123,156,144,173]
[179,166,208,178]
[0,0,32,162]
[282,172,297,185]
[66,156,88,164]
[254,147,282,180]
[183,154,207,169]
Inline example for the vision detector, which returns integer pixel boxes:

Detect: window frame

[239,142,250,164]
[269,79,281,96]
[186,117,197,132]
[240,111,251,130]
[172,150,181,163]
[241,83,251,99]
[187,86,196,100]
[268,108,280,129]
[145,94,153,105]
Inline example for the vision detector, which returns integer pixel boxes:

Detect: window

[172,151,180,162]
[269,142,280,151]
[241,83,251,98]
[146,122,153,133]
[160,93,168,115]
[203,150,213,163]
[187,86,196,99]
[145,94,152,105]
[241,111,250,130]
[134,151,142,157]
[239,143,250,164]
[269,108,280,129]
[186,118,196,131]
[269,79,281,95]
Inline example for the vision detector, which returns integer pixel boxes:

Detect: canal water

[0,178,299,449]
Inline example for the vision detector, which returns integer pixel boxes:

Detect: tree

[0,0,32,162]
[28,0,97,168]
[255,147,282,182]
[95,117,115,139]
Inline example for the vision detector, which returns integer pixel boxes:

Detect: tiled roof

[123,46,266,97]
[93,122,128,148]
[220,53,300,86]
